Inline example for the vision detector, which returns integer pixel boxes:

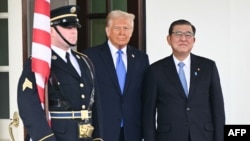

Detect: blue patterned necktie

[116,50,126,94]
[178,62,188,96]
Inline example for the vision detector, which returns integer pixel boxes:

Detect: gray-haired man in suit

[142,19,225,141]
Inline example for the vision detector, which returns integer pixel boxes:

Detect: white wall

[146,0,250,124]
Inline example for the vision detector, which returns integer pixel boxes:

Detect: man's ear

[166,35,171,45]
[105,27,110,37]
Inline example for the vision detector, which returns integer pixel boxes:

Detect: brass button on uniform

[80,83,84,87]
[82,105,86,109]
[81,94,85,99]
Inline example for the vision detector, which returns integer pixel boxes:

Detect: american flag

[31,0,51,124]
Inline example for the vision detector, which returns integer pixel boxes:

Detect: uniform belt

[50,110,92,120]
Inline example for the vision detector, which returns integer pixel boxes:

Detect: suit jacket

[83,42,149,141]
[142,54,225,141]
[17,50,103,141]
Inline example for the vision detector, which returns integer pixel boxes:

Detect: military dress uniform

[17,5,103,141]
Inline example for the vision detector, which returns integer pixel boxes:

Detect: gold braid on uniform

[72,50,88,58]
[38,133,54,141]
[93,138,104,141]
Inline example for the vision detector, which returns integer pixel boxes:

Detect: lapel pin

[194,72,198,76]
[52,55,57,60]
[132,54,135,58]
[194,68,200,76]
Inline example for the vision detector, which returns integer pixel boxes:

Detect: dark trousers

[119,127,124,141]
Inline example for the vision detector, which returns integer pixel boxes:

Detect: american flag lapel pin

[194,67,200,76]
[131,54,135,58]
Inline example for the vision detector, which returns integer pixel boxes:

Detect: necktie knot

[118,50,123,54]
[178,62,185,68]
[117,50,123,58]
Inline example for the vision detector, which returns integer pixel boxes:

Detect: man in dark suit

[142,19,225,141]
[83,10,149,141]
[17,5,103,141]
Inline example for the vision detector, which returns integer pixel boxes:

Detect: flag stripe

[32,57,50,78]
[34,0,50,17]
[35,73,46,103]
[35,72,46,90]
[33,13,51,33]
[31,42,51,69]
[33,29,51,49]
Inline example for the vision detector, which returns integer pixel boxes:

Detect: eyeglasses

[172,31,194,39]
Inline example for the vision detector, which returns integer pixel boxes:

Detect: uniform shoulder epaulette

[72,50,88,58]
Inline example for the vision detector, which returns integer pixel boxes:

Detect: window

[0,0,9,119]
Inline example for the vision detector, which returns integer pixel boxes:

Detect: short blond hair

[106,10,135,28]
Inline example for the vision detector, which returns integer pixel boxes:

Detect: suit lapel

[51,51,79,79]
[164,56,187,99]
[71,52,82,76]
[188,54,200,99]
[51,51,79,78]
[123,46,136,95]
[99,45,122,95]
[67,52,81,78]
